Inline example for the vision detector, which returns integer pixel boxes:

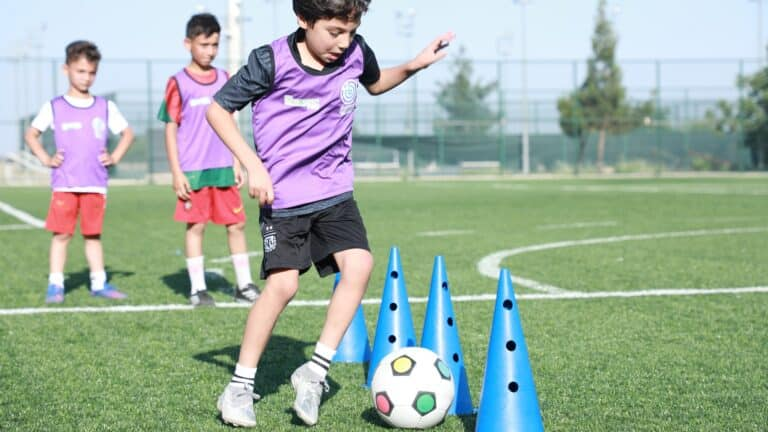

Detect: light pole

[395,8,416,134]
[514,0,530,174]
[752,0,766,66]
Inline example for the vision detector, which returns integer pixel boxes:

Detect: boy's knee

[187,223,206,235]
[227,221,246,233]
[53,233,73,242]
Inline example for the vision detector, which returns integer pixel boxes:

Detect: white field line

[536,221,618,230]
[0,200,45,228]
[2,286,767,316]
[490,183,768,196]
[477,226,768,293]
[416,229,474,237]
[559,184,768,196]
[0,224,37,231]
[209,251,262,263]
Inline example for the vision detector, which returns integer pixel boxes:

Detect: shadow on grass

[64,266,134,293]
[161,268,235,298]
[193,337,341,405]
[360,404,476,431]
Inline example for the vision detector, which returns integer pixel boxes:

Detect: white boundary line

[0,224,37,231]
[536,221,618,230]
[0,200,45,228]
[2,286,766,316]
[416,229,474,237]
[477,226,768,293]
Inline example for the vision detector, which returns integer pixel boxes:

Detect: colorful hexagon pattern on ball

[370,347,455,429]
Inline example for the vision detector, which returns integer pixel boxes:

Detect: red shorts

[174,186,246,225]
[45,192,106,236]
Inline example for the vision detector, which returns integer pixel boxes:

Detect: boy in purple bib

[207,0,454,427]
[158,13,260,307]
[25,40,135,303]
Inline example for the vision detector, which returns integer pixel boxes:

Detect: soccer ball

[370,347,455,429]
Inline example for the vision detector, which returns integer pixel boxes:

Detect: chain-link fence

[1,56,761,182]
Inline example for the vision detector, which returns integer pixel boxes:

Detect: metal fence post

[146,60,155,184]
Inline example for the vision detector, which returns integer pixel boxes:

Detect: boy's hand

[48,151,64,168]
[412,32,455,70]
[99,150,115,167]
[233,164,244,189]
[172,173,192,201]
[246,162,274,206]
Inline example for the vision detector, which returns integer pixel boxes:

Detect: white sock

[307,342,336,380]
[186,256,206,295]
[231,253,254,289]
[231,363,257,389]
[49,272,65,287]
[90,271,107,292]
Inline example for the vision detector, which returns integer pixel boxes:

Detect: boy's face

[63,57,98,94]
[298,16,360,65]
[185,32,220,69]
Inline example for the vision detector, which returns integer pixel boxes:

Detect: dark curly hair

[292,0,371,25]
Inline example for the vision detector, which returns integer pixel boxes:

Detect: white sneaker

[290,364,329,426]
[217,382,259,427]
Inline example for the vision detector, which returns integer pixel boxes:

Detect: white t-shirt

[31,95,129,194]
[31,95,129,134]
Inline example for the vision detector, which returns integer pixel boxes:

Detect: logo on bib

[92,117,107,140]
[339,79,358,115]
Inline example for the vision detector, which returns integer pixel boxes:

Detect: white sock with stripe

[231,363,257,389]
[306,342,336,380]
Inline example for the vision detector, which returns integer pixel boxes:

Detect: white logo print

[91,117,107,139]
[339,79,358,115]
[61,122,83,131]
[284,95,321,111]
[189,96,212,107]
[264,234,277,253]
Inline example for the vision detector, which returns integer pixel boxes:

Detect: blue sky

[1,0,765,155]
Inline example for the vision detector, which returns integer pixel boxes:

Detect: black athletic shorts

[258,198,370,279]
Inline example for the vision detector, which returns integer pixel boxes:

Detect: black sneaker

[190,290,216,307]
[234,283,261,303]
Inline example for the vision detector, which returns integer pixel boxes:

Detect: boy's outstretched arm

[206,101,274,206]
[365,32,455,96]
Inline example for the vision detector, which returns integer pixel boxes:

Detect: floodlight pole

[760,0,766,66]
[515,0,530,174]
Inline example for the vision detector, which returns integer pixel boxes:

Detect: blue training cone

[475,269,544,432]
[332,273,372,363]
[420,256,474,415]
[366,246,417,387]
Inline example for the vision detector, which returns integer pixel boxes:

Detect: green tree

[557,0,653,173]
[434,45,498,137]
[707,68,768,169]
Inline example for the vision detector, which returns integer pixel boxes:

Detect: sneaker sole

[217,398,256,427]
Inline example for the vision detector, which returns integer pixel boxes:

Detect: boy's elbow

[206,101,224,122]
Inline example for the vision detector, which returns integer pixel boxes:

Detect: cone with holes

[366,246,417,387]
[332,272,372,363]
[475,269,544,432]
[420,255,474,415]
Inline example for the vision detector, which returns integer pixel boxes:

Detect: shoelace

[236,386,262,402]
